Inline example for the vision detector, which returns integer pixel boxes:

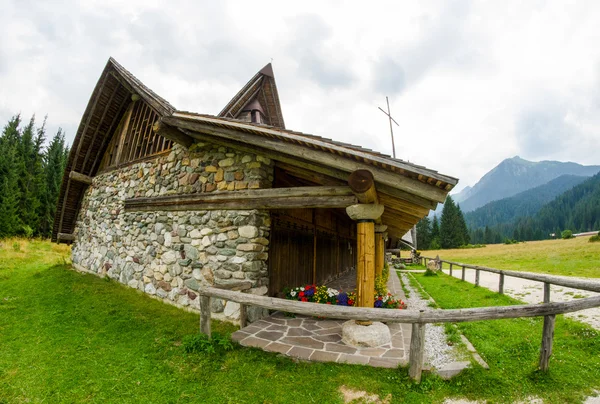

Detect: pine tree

[430,215,440,249]
[0,115,23,237]
[38,128,68,237]
[416,217,432,250]
[440,196,468,248]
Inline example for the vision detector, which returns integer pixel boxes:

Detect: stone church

[53,58,457,323]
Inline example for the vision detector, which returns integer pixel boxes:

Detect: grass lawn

[406,271,600,404]
[1,239,599,403]
[424,236,600,278]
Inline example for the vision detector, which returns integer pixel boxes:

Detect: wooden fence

[198,271,600,382]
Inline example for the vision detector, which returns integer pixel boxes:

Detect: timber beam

[348,169,379,204]
[69,171,93,185]
[167,124,437,210]
[160,117,449,203]
[57,233,75,242]
[153,120,195,149]
[125,186,358,212]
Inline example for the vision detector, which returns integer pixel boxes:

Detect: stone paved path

[231,269,412,368]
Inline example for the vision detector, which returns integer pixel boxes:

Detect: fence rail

[197,272,600,382]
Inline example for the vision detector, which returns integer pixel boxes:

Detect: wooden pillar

[475,269,480,286]
[200,295,212,338]
[543,282,551,303]
[461,266,466,281]
[449,263,453,277]
[499,272,505,294]
[357,221,376,310]
[409,322,426,382]
[374,225,387,278]
[346,204,384,325]
[539,314,556,371]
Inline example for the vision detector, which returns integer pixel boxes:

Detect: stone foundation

[72,142,274,323]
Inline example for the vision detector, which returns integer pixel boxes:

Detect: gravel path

[399,273,462,369]
[443,268,600,329]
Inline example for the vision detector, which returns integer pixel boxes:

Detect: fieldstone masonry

[72,142,274,323]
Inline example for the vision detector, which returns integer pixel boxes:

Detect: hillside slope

[457,157,600,212]
[465,174,589,229]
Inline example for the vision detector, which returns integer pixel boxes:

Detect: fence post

[539,314,556,371]
[475,269,480,286]
[408,322,426,382]
[544,282,551,303]
[239,304,248,328]
[449,263,453,277]
[499,273,505,294]
[200,295,212,338]
[461,266,466,281]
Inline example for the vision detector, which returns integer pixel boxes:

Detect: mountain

[465,174,589,229]
[458,156,600,212]
[529,172,600,234]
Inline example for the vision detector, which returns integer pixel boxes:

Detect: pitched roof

[53,58,459,242]
[218,63,285,129]
[51,58,175,242]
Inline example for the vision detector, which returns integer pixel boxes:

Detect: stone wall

[72,142,274,323]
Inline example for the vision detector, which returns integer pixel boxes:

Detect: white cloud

[1,0,599,189]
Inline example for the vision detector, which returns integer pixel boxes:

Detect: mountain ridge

[455,156,600,212]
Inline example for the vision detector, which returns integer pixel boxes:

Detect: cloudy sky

[2,0,600,190]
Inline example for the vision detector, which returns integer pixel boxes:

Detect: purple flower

[337,292,348,306]
[304,288,315,297]
[374,300,383,308]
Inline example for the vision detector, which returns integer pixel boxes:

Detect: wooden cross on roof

[378,96,399,159]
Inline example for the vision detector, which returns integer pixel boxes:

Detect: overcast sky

[1,0,599,190]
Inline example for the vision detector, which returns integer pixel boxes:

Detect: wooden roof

[53,58,459,243]
[218,63,285,129]
[51,58,175,242]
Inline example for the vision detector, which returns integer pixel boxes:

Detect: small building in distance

[53,58,458,323]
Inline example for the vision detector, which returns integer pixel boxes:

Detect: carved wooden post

[475,269,480,286]
[539,314,556,371]
[409,322,426,382]
[200,295,212,338]
[346,204,384,326]
[374,225,387,278]
[499,272,505,294]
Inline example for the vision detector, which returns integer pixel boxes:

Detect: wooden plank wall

[268,208,356,296]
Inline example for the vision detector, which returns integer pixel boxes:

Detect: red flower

[348,299,354,305]
[301,297,308,302]
[299,291,305,297]
[378,296,383,301]
[326,302,331,305]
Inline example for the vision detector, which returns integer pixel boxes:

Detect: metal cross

[378,96,399,158]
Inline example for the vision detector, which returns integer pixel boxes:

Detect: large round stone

[341,320,391,348]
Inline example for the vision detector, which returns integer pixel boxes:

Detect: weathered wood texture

[200,295,211,337]
[539,314,556,371]
[375,232,385,278]
[162,117,450,203]
[125,186,358,212]
[197,286,600,324]
[356,221,376,311]
[153,120,194,148]
[423,257,600,293]
[409,323,426,382]
[348,169,379,204]
[475,269,480,286]
[57,233,75,242]
[544,282,551,303]
[69,171,93,185]
[499,273,505,294]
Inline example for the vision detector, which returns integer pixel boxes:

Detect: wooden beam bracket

[69,171,93,185]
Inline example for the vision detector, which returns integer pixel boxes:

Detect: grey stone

[341,321,391,348]
[178,258,192,267]
[238,225,258,238]
[211,298,225,313]
[145,283,157,295]
[183,244,199,260]
[162,250,178,265]
[184,278,200,291]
